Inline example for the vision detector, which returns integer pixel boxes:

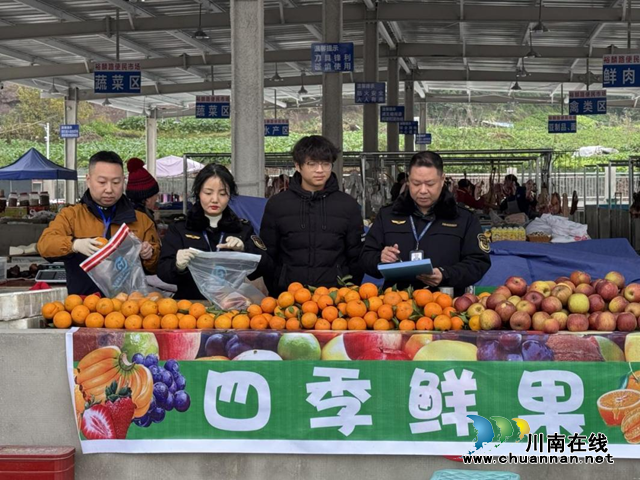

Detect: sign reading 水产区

[399,121,419,135]
[264,119,289,137]
[311,43,354,72]
[195,96,230,119]
[59,124,80,139]
[416,133,432,145]
[548,115,577,134]
[67,328,640,457]
[94,62,141,94]
[380,106,405,122]
[355,83,386,104]
[569,90,607,115]
[603,54,640,88]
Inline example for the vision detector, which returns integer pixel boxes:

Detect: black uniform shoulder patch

[240,218,250,224]
[391,219,407,225]
[251,235,267,251]
[185,234,201,240]
[478,233,491,253]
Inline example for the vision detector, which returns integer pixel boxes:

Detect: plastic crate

[431,470,520,480]
[0,446,75,480]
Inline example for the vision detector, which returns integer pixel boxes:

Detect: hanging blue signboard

[603,54,640,88]
[59,124,79,139]
[94,62,141,94]
[568,90,607,115]
[399,121,419,135]
[548,115,577,134]
[355,82,386,104]
[311,43,354,73]
[195,95,231,119]
[265,119,289,137]
[416,133,432,145]
[380,106,405,122]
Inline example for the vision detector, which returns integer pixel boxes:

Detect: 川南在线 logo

[466,415,531,454]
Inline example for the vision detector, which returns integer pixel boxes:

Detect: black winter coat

[157,203,269,300]
[260,172,365,295]
[360,188,491,296]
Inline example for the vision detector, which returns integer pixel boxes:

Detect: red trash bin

[0,446,75,480]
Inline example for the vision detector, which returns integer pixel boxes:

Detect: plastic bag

[80,224,150,297]
[187,250,264,310]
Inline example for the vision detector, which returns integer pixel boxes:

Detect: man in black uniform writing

[360,151,491,295]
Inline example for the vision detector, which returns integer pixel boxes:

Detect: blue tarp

[0,147,77,180]
[479,239,640,286]
[229,195,268,235]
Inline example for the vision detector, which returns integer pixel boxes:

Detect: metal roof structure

[1,0,640,115]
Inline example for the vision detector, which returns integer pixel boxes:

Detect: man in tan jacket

[37,151,160,296]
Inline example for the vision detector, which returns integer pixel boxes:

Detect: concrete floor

[0,329,637,480]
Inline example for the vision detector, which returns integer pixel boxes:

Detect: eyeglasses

[304,161,333,170]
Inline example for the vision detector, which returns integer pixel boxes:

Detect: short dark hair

[89,151,123,169]
[396,172,407,182]
[458,179,472,189]
[292,135,340,166]
[192,164,238,199]
[409,151,444,176]
[505,174,519,186]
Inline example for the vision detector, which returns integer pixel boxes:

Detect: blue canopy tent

[0,148,77,180]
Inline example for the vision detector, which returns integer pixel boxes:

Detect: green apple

[278,333,321,360]
[321,335,351,360]
[122,332,159,360]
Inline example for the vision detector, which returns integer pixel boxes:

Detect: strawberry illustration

[81,404,116,440]
[104,381,135,439]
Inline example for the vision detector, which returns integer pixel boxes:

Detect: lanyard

[409,216,432,250]
[202,231,225,252]
[97,206,116,238]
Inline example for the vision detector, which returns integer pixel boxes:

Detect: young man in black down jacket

[260,136,365,295]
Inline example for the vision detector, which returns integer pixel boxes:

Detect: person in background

[260,135,365,295]
[390,172,407,202]
[500,174,531,214]
[37,151,160,296]
[157,164,269,300]
[456,178,485,210]
[360,151,491,296]
[125,158,160,224]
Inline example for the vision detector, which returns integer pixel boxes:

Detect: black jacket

[157,203,269,300]
[360,189,491,296]
[260,172,365,295]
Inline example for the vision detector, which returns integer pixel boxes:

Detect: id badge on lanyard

[98,206,116,238]
[409,216,431,261]
[202,231,225,252]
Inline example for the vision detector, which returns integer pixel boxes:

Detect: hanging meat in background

[570,190,579,216]
[561,192,570,217]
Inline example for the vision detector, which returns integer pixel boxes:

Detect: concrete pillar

[230,0,265,197]
[386,54,399,152]
[404,76,415,152]
[145,109,158,177]
[419,103,427,134]
[322,0,343,184]
[363,11,378,153]
[64,88,78,204]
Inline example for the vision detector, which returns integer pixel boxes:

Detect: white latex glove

[217,236,244,252]
[176,249,197,271]
[140,241,153,260]
[72,238,101,257]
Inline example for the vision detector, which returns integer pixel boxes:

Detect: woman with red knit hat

[126,157,160,223]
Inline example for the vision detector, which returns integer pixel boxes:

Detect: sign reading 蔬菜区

[568,90,607,116]
[548,115,577,134]
[195,96,230,119]
[311,43,354,73]
[94,62,141,94]
[603,54,640,88]
[67,328,640,457]
[264,119,289,137]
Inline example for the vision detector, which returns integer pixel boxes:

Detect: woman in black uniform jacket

[157,164,268,300]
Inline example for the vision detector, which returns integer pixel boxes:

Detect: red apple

[486,293,508,311]
[626,303,640,318]
[596,311,617,331]
[541,296,563,314]
[551,285,572,306]
[495,301,517,323]
[543,318,560,334]
[616,312,637,332]
[555,276,571,284]
[463,293,479,304]
[155,331,201,360]
[597,280,619,302]
[529,281,552,297]
[516,300,536,316]
[624,284,640,303]
[559,281,577,292]
[532,311,551,331]
[466,303,485,317]
[523,291,544,309]
[588,312,601,330]
[358,348,410,361]
[570,270,592,286]
[551,311,568,330]
[510,311,532,331]
[505,276,528,296]
[588,294,606,313]
[567,293,590,314]
[494,286,512,298]
[575,283,596,296]
[567,313,589,332]
[454,295,473,313]
[605,271,626,290]
[480,309,502,330]
[609,296,630,314]
[344,332,402,360]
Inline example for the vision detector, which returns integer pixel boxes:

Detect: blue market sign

[380,106,405,123]
[195,95,231,119]
[416,133,432,145]
[265,119,289,137]
[568,90,606,115]
[399,121,419,135]
[355,82,386,104]
[94,62,141,94]
[311,43,354,73]
[603,54,640,88]
[59,124,79,139]
[548,115,577,134]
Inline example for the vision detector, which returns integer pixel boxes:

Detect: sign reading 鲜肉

[416,133,432,145]
[195,96,230,119]
[603,54,640,88]
[59,124,80,139]
[264,119,289,137]
[399,121,419,135]
[568,90,607,115]
[94,62,141,94]
[548,115,577,134]
[311,43,354,73]
[355,83,386,104]
[380,106,405,123]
